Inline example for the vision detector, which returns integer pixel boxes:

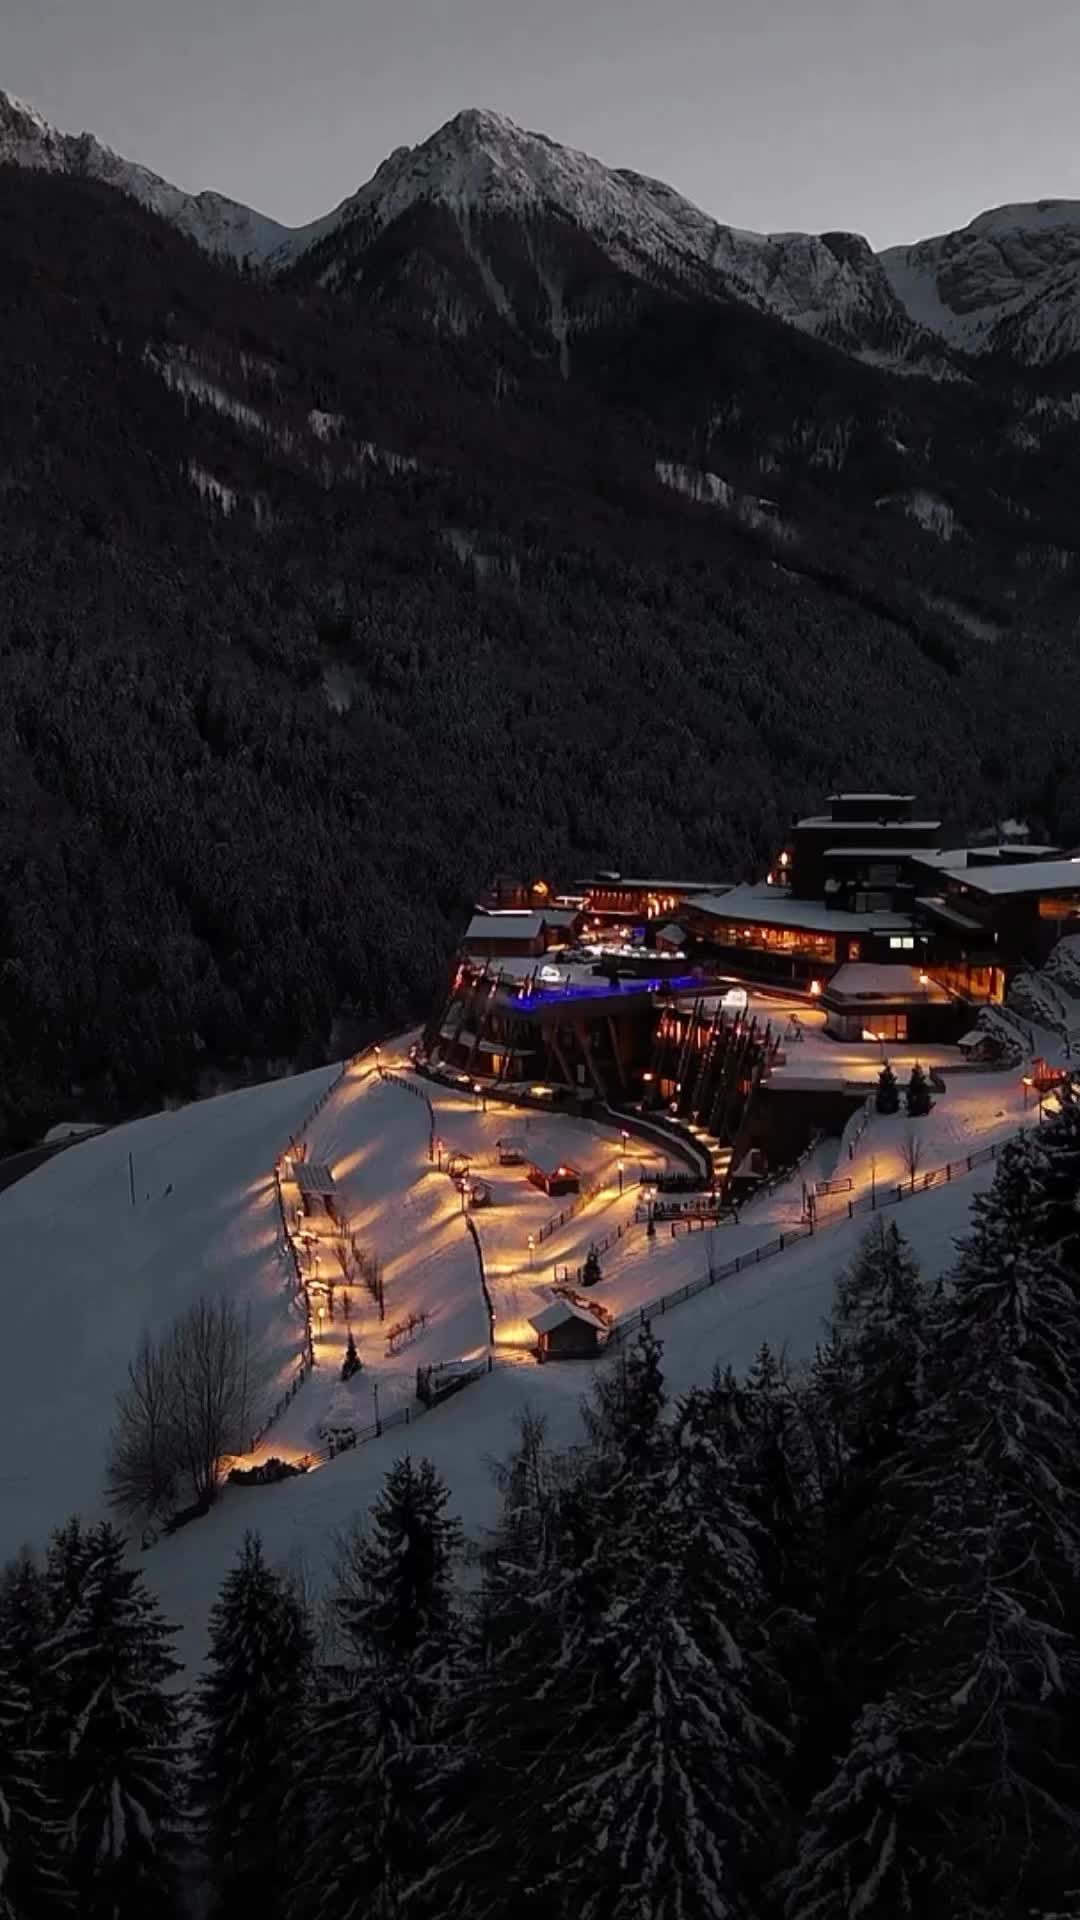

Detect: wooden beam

[605,1014,629,1098]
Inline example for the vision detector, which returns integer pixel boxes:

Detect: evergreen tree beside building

[904,1064,933,1116]
[875,1062,900,1114]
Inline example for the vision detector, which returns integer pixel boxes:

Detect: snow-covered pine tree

[194,1531,313,1918]
[52,1521,183,1920]
[539,1394,785,1920]
[901,1474,1079,1912]
[910,1130,1080,1618]
[43,1515,91,1633]
[0,1622,68,1919]
[474,1406,562,1657]
[723,1344,822,1638]
[1023,1075,1080,1280]
[776,1693,927,1920]
[709,1345,826,1812]
[904,1064,933,1116]
[581,1244,601,1287]
[420,1336,671,1920]
[876,1061,900,1114]
[584,1323,665,1474]
[801,1225,929,1749]
[340,1329,361,1380]
[295,1458,460,1920]
[0,1551,49,1719]
[783,1470,1080,1919]
[417,1413,571,1920]
[833,1218,925,1469]
[333,1454,459,1663]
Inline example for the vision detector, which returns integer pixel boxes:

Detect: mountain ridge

[6,88,1080,367]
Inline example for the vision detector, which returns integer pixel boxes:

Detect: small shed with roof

[528,1298,604,1362]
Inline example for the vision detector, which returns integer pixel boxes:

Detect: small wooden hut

[529,1298,603,1362]
[526,1160,581,1198]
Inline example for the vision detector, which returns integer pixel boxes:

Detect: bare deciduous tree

[902,1130,924,1192]
[106,1294,254,1519]
[169,1296,252,1506]
[106,1334,178,1518]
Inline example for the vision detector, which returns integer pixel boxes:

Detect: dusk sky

[4,0,1080,247]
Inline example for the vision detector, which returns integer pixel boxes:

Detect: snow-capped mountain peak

[0,86,290,263]
[7,86,1080,370]
[267,106,930,368]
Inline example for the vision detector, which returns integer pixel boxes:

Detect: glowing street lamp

[316,1305,326,1342]
[617,1157,624,1195]
[527,1233,535,1268]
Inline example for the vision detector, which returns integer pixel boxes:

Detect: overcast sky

[4,0,1079,247]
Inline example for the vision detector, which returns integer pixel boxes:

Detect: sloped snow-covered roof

[825,964,948,1002]
[824,845,944,860]
[796,815,942,832]
[529,1299,602,1334]
[945,858,1080,897]
[293,1162,336,1193]
[657,923,685,942]
[466,911,547,942]
[691,885,912,935]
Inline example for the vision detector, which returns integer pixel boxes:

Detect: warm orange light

[779,850,790,867]
[810,979,822,996]
[918,972,929,985]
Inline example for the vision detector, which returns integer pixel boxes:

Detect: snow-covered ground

[0,1064,339,1563]
[148,1161,1002,1675]
[0,1015,1039,1675]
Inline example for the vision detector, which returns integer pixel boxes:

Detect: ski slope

[0,1025,1034,1674]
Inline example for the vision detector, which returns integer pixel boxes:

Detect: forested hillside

[2,164,1079,1143]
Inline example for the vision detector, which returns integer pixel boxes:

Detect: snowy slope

[0,1064,337,1556]
[881,201,1080,362]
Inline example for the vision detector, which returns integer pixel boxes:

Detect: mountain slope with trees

[2,159,1080,1141]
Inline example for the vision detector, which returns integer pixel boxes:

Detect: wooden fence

[464,1214,496,1343]
[813,1129,1024,1225]
[552,1215,633,1287]
[254,1038,387,1454]
[608,1123,1032,1348]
